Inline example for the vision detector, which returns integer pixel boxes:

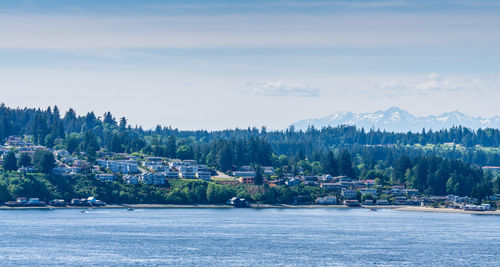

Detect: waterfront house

[403,189,419,196]
[342,188,357,199]
[316,196,337,205]
[344,199,360,207]
[359,188,377,197]
[393,196,408,205]
[376,199,389,205]
[363,199,374,205]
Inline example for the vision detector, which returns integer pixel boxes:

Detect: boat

[127,207,134,211]
[369,208,377,212]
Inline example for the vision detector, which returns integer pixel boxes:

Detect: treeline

[4,104,500,152]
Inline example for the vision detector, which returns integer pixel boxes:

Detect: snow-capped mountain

[292,107,500,132]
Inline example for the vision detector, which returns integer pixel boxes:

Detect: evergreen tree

[321,151,338,176]
[18,153,31,167]
[33,149,55,174]
[166,135,177,158]
[338,149,356,177]
[3,151,18,171]
[119,117,127,129]
[254,165,264,185]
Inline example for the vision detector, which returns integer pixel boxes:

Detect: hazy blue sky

[1,0,499,129]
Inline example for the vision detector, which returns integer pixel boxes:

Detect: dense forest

[1,104,500,201]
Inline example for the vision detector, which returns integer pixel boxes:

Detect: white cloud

[377,73,486,97]
[245,81,320,97]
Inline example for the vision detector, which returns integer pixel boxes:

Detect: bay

[0,208,499,266]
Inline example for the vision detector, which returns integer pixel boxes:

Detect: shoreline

[393,206,500,215]
[1,204,499,215]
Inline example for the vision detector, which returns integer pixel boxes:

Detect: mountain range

[292,107,500,132]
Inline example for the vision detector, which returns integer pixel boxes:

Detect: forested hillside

[1,103,500,200]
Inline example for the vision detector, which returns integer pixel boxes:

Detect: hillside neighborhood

[1,135,498,211]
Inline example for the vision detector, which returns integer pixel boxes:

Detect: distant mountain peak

[292,107,498,132]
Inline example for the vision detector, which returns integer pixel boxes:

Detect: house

[96,173,115,182]
[393,196,408,205]
[363,199,374,205]
[344,199,360,207]
[316,196,337,205]
[359,188,377,197]
[362,179,376,187]
[27,198,42,205]
[262,166,275,175]
[140,173,166,185]
[164,170,180,179]
[377,199,390,205]
[320,174,334,182]
[16,197,28,204]
[183,160,197,166]
[104,160,139,174]
[403,189,419,196]
[232,171,256,178]
[168,160,184,168]
[52,166,71,175]
[87,197,105,206]
[321,182,342,191]
[341,188,357,199]
[302,175,319,182]
[123,175,139,185]
[267,179,285,186]
[285,178,301,186]
[70,166,83,174]
[333,176,354,182]
[302,181,319,186]
[238,177,255,184]
[239,165,255,171]
[179,166,197,179]
[390,186,404,195]
[54,150,70,157]
[146,156,163,162]
[196,171,212,181]
[227,197,249,207]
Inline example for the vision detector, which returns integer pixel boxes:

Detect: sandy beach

[394,206,500,215]
[1,204,499,215]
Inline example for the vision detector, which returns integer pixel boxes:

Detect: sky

[0,0,499,130]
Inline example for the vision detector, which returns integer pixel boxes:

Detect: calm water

[0,208,499,266]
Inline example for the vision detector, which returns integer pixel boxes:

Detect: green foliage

[207,183,235,203]
[18,152,31,167]
[176,145,194,160]
[33,149,56,174]
[3,151,18,171]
